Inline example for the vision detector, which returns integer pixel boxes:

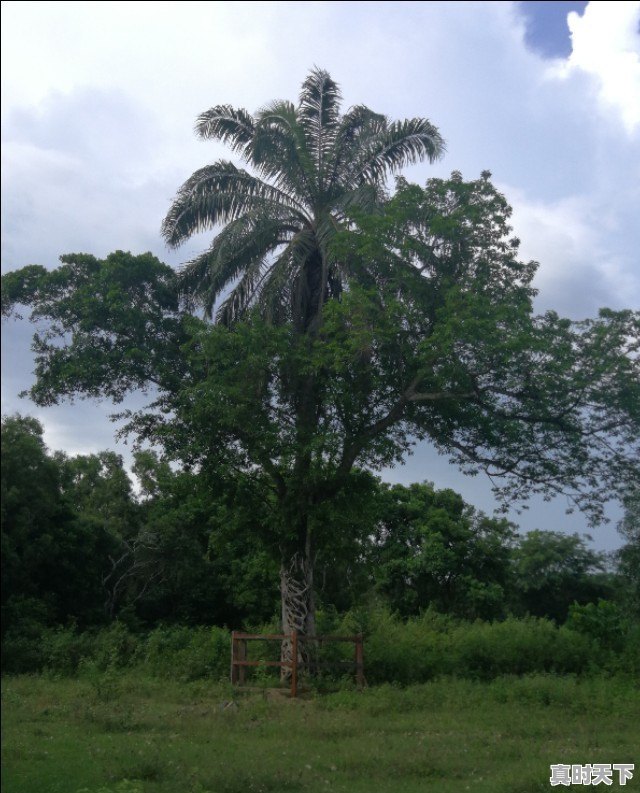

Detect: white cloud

[548,1,640,133]
[505,187,640,317]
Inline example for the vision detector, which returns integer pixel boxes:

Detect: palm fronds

[351,118,446,184]
[195,105,256,152]
[162,162,308,246]
[163,69,445,326]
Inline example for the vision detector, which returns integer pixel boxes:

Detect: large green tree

[2,81,639,668]
[159,69,445,655]
[510,530,613,622]
[372,482,515,620]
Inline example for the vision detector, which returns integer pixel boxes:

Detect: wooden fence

[230,631,364,698]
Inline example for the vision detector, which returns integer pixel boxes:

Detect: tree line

[3,413,636,649]
[2,71,638,672]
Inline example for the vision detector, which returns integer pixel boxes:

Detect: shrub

[566,599,630,652]
[447,618,596,680]
[1,597,51,673]
[139,625,229,681]
[2,609,631,683]
[90,622,139,670]
[609,621,640,678]
[41,626,95,675]
[344,608,598,684]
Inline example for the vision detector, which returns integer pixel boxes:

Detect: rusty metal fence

[230,631,364,698]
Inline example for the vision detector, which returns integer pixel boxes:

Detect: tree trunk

[279,531,316,681]
[280,250,323,680]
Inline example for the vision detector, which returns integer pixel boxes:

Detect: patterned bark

[279,550,315,680]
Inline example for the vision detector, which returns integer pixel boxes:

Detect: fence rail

[230,630,364,698]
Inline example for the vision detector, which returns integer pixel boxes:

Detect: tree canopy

[4,174,636,527]
[372,482,516,620]
[2,414,627,647]
[2,72,638,650]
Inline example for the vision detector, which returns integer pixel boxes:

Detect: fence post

[355,633,364,689]
[238,638,247,685]
[291,630,298,698]
[230,631,237,684]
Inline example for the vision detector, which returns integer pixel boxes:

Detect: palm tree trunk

[279,525,316,681]
[279,253,324,681]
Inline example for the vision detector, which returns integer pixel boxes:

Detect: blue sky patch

[519,1,588,58]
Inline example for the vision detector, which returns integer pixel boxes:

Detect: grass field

[2,673,638,793]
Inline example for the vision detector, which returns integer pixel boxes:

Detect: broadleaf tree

[372,482,516,620]
[617,488,640,616]
[510,529,613,622]
[160,67,445,664]
[2,71,639,674]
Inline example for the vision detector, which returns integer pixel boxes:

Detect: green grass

[2,674,638,793]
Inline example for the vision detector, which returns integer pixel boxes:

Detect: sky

[2,0,639,550]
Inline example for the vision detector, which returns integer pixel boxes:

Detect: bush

[1,597,52,673]
[446,618,596,680]
[356,608,441,684]
[347,607,598,684]
[41,626,95,675]
[2,630,46,674]
[90,622,140,670]
[566,599,629,652]
[139,625,229,681]
[2,622,230,680]
[2,609,633,683]
[609,621,640,678]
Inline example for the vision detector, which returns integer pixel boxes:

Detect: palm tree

[162,69,445,673]
[162,68,444,331]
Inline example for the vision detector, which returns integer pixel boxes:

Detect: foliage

[139,625,230,681]
[162,67,444,326]
[511,530,613,621]
[129,451,280,627]
[566,599,630,653]
[1,415,281,637]
[4,180,636,534]
[2,165,638,640]
[1,622,232,680]
[1,415,112,630]
[372,482,515,619]
[617,487,640,616]
[346,608,599,685]
[58,450,143,618]
[1,251,188,405]
[1,413,635,655]
[332,173,639,523]
[4,609,627,683]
